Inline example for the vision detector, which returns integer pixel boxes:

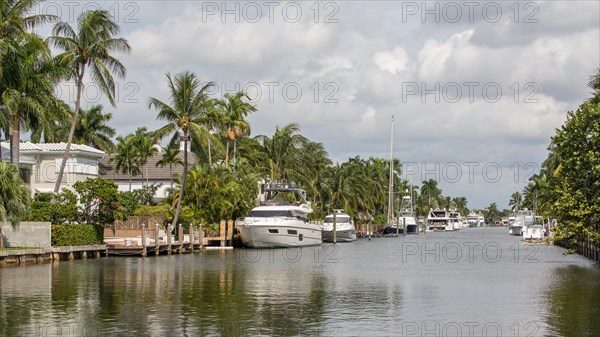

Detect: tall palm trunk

[207,129,212,168]
[225,139,230,167]
[233,138,237,173]
[9,115,19,165]
[171,134,188,227]
[54,70,85,193]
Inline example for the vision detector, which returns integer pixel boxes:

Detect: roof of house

[99,150,196,181]
[18,142,105,158]
[0,143,38,165]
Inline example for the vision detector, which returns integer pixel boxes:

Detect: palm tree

[68,104,116,153]
[0,0,57,72]
[48,9,130,193]
[420,179,441,209]
[131,127,158,185]
[28,99,70,143]
[111,135,139,191]
[149,71,215,228]
[156,146,183,189]
[587,68,600,92]
[251,123,309,181]
[1,36,56,165]
[216,92,256,170]
[508,191,523,211]
[0,162,31,247]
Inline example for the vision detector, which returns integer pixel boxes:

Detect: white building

[0,142,105,195]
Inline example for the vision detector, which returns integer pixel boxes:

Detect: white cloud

[373,47,413,75]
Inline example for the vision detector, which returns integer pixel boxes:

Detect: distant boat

[238,181,322,248]
[321,210,357,242]
[508,209,534,236]
[466,212,485,227]
[427,209,453,231]
[522,215,545,241]
[449,210,463,231]
[399,196,418,234]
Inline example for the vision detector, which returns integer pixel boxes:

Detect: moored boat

[321,210,357,242]
[427,209,453,231]
[522,215,545,241]
[508,209,534,236]
[238,181,322,248]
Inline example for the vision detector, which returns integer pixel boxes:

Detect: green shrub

[51,224,104,246]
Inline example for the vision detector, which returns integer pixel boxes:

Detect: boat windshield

[324,216,350,223]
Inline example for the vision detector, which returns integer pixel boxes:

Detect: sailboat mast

[387,116,395,224]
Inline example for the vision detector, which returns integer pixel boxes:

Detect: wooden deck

[1,221,237,267]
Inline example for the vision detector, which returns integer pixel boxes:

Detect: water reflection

[545,265,600,337]
[1,229,600,337]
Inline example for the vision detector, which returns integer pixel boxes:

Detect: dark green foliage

[74,178,122,226]
[30,190,79,224]
[51,224,103,246]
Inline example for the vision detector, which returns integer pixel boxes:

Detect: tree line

[508,70,600,248]
[0,2,478,229]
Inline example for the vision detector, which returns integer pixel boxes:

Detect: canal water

[1,227,599,337]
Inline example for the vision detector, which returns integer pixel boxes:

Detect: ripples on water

[1,228,599,337]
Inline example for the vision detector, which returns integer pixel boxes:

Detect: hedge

[51,224,104,246]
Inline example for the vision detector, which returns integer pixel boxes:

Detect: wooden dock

[1,221,236,267]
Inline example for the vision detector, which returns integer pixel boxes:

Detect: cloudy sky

[36,1,599,209]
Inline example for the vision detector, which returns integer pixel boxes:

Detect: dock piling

[167,224,172,255]
[141,224,147,257]
[178,224,184,254]
[189,224,194,253]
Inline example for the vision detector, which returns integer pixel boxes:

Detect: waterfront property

[1,142,105,196]
[99,145,193,202]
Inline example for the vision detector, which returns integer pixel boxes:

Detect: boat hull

[321,228,357,242]
[522,225,544,240]
[406,224,418,234]
[383,226,405,235]
[239,221,322,248]
[509,226,523,236]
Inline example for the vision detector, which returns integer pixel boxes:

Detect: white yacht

[321,210,357,242]
[508,209,534,236]
[466,212,485,227]
[427,209,453,231]
[522,215,545,241]
[449,210,463,231]
[238,181,322,248]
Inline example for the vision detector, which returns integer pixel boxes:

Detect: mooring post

[189,224,194,253]
[167,224,172,255]
[220,220,226,247]
[199,225,205,251]
[227,220,234,246]
[333,211,337,244]
[368,223,371,241]
[178,224,184,254]
[155,224,160,256]
[141,224,147,257]
[403,218,407,236]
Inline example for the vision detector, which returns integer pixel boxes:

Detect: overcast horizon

[29,1,600,210]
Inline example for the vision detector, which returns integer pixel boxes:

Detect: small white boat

[321,210,356,242]
[522,216,545,241]
[509,209,534,236]
[238,181,322,248]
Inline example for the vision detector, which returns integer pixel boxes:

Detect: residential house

[99,146,189,202]
[0,141,105,195]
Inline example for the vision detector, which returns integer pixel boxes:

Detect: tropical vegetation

[3,3,597,255]
[510,70,600,249]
